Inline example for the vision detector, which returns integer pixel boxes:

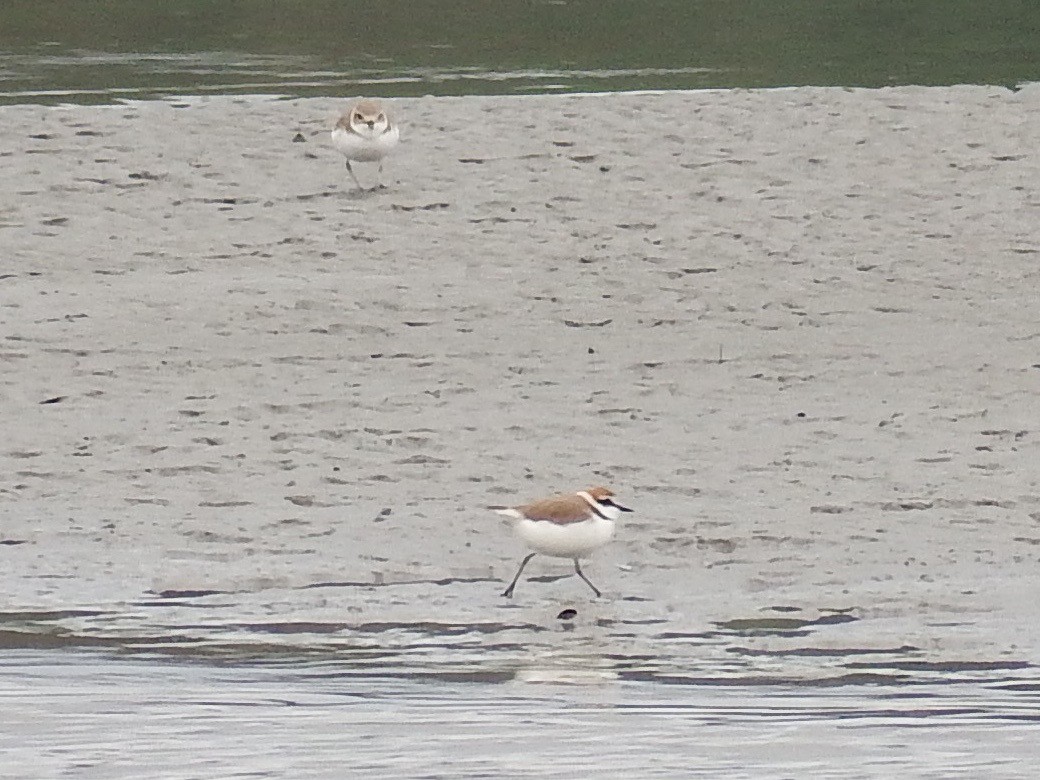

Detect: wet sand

[1,86,1040,774]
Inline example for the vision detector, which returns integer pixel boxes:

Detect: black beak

[615,502,633,513]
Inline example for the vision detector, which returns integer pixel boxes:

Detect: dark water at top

[1,0,1039,103]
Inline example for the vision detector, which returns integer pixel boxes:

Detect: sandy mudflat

[1,86,1039,666]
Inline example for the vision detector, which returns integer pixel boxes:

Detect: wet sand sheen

[1,86,1040,774]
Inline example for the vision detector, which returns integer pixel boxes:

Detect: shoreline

[5,78,1039,108]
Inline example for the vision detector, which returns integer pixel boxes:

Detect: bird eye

[354,113,363,121]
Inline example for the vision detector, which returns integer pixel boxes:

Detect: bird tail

[491,507,522,519]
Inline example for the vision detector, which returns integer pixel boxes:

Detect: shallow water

[2,602,1039,777]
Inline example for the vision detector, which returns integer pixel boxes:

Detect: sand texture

[2,86,1040,670]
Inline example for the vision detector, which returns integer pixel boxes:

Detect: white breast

[331,125,400,162]
[515,516,615,558]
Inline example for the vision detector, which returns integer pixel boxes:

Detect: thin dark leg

[573,559,602,598]
[503,553,536,598]
[345,160,364,192]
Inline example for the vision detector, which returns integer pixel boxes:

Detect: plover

[495,486,632,598]
[331,99,400,192]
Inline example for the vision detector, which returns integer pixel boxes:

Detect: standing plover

[495,486,632,598]
[331,99,400,192]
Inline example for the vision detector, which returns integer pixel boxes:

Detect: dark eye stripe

[598,496,632,513]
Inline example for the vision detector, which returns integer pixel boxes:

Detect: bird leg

[573,559,602,598]
[345,160,365,192]
[502,553,536,598]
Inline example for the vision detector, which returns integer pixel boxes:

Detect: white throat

[352,118,389,139]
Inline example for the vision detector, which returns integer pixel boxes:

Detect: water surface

[1,0,1039,103]
[2,601,1038,777]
